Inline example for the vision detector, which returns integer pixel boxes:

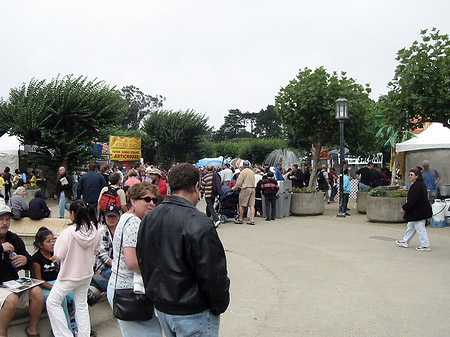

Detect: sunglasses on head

[137,196,158,204]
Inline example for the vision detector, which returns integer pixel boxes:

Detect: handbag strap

[113,215,133,291]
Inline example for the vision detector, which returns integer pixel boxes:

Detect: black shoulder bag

[112,217,154,321]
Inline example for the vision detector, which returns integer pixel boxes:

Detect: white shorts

[0,287,30,309]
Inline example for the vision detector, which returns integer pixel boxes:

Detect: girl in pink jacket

[47,200,102,337]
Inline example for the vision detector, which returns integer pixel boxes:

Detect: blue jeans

[59,191,69,218]
[106,282,162,337]
[91,266,111,292]
[329,184,338,201]
[156,309,220,337]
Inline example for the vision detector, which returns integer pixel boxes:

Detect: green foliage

[369,189,407,198]
[1,75,127,171]
[212,109,253,141]
[275,66,376,187]
[213,138,288,165]
[141,109,209,168]
[120,85,165,130]
[389,28,450,129]
[253,105,283,138]
[292,187,318,193]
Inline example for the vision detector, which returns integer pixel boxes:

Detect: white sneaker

[416,246,430,252]
[214,220,221,228]
[396,240,409,248]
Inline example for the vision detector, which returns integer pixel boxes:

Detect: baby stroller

[216,188,240,223]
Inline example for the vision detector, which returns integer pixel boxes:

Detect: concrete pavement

[11,198,450,336]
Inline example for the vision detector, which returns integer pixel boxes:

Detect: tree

[120,85,165,130]
[389,28,450,129]
[275,67,375,189]
[253,105,283,138]
[212,109,252,141]
[141,109,209,168]
[0,75,127,171]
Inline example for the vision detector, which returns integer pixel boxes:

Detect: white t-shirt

[110,213,141,289]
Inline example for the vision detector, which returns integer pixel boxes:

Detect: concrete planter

[357,190,369,214]
[11,188,41,204]
[366,195,406,223]
[291,192,324,215]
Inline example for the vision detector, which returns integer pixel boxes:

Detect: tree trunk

[390,148,397,186]
[308,142,322,190]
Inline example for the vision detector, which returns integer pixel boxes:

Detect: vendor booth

[0,133,21,173]
[396,123,450,186]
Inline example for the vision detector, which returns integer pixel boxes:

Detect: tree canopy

[120,85,165,130]
[389,28,450,129]
[275,67,375,188]
[0,75,127,171]
[141,109,209,168]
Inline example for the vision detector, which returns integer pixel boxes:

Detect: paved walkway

[10,199,450,336]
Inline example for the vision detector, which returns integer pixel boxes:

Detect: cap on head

[243,160,250,167]
[0,204,13,217]
[104,204,120,217]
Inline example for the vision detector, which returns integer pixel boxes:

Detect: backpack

[99,186,121,213]
[317,171,326,185]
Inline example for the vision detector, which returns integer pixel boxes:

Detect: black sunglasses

[137,196,158,204]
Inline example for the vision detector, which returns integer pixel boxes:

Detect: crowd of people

[0,157,442,336]
[0,162,230,337]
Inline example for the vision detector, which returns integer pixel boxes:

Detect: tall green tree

[120,85,165,130]
[141,109,209,168]
[1,75,127,171]
[253,105,283,138]
[275,67,375,189]
[212,109,252,141]
[389,28,450,129]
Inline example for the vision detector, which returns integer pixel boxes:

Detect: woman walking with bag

[47,201,102,337]
[396,167,432,252]
[107,182,162,337]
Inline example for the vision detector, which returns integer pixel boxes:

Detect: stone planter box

[366,195,406,223]
[290,192,324,215]
[11,188,41,204]
[357,190,369,214]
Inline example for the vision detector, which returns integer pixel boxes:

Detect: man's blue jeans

[59,191,69,218]
[156,309,220,337]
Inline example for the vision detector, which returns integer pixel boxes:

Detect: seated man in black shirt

[0,204,44,337]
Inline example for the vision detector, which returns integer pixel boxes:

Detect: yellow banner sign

[109,136,141,150]
[109,149,141,161]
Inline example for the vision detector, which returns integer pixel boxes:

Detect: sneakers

[396,240,409,248]
[416,246,431,252]
[214,220,221,228]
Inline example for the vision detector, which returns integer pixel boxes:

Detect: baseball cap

[243,160,250,166]
[104,204,120,217]
[0,204,14,217]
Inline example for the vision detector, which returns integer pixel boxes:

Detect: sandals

[233,219,243,224]
[25,326,40,337]
[247,221,255,225]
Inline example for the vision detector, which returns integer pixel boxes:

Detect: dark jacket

[402,180,432,221]
[261,178,279,197]
[55,173,73,199]
[0,231,33,283]
[28,191,51,220]
[137,195,230,316]
[77,170,107,203]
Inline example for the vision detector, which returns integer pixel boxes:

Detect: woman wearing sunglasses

[107,182,162,336]
[396,167,433,252]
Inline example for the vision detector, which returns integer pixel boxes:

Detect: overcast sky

[1,0,449,129]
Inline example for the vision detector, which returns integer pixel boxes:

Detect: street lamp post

[336,98,348,218]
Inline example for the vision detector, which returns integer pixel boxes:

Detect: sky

[1,0,450,130]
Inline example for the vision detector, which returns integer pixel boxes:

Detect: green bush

[369,189,407,198]
[292,187,319,194]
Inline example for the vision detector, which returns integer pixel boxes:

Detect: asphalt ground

[10,198,450,337]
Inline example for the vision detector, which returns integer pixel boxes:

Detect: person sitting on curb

[0,204,44,337]
[10,187,29,220]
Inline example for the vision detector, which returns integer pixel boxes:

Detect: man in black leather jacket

[137,163,230,337]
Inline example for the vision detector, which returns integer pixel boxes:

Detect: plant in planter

[291,187,324,215]
[367,189,407,222]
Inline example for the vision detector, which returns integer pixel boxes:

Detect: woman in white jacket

[47,200,102,337]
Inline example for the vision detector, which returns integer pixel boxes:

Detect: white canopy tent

[0,133,22,173]
[396,123,450,152]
